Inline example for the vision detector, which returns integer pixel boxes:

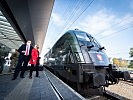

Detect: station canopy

[0,11,23,49]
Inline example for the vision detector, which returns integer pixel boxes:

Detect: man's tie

[25,45,30,56]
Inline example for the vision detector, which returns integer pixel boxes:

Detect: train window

[68,39,78,45]
[75,32,102,49]
[87,35,101,48]
[55,56,63,64]
[75,32,86,39]
[78,40,92,47]
[75,53,80,62]
[62,54,67,63]
[69,53,74,63]
[70,44,81,52]
[78,53,85,62]
[65,54,71,63]
[62,52,75,64]
[78,40,85,46]
[76,32,90,46]
[65,33,78,45]
[75,52,85,63]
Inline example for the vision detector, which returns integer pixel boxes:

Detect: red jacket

[29,48,39,65]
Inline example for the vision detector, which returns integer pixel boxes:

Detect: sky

[41,0,133,61]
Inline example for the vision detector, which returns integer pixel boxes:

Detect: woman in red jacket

[29,45,39,78]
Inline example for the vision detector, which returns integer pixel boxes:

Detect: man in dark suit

[12,40,33,80]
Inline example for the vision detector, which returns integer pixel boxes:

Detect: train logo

[96,54,103,61]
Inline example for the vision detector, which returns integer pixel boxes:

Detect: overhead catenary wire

[60,0,87,33]
[54,0,86,38]
[94,14,133,37]
[49,0,71,33]
[97,25,133,40]
[64,0,95,31]
[53,0,95,44]
[48,0,81,46]
[61,0,95,34]
[44,0,73,44]
[44,0,80,50]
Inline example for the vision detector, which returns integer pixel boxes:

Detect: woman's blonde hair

[34,44,39,49]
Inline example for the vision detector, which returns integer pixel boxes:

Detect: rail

[43,71,64,100]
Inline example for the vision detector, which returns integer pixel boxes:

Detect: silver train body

[44,30,130,89]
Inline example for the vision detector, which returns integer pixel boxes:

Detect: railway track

[105,80,133,99]
[120,79,133,86]
[103,90,128,100]
[85,89,129,100]
[45,67,130,100]
[84,90,127,100]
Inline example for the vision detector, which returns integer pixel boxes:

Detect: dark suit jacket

[18,44,33,59]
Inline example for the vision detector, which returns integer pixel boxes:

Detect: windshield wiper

[87,45,94,49]
[97,46,106,52]
[99,47,106,50]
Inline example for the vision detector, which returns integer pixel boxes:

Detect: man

[12,40,33,80]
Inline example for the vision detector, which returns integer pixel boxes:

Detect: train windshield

[75,32,102,50]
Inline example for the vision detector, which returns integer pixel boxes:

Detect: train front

[74,30,130,88]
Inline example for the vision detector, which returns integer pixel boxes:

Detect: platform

[0,68,85,100]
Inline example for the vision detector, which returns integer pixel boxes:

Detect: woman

[29,44,39,78]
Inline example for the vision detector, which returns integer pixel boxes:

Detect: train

[44,29,130,92]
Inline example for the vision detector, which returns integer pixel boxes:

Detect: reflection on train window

[78,40,85,46]
[75,32,86,39]
[65,33,78,45]
[62,54,67,63]
[71,44,81,52]
[55,57,62,64]
[69,53,74,63]
[62,53,74,64]
[78,53,85,62]
[89,36,100,48]
[75,53,80,62]
[75,52,85,63]
[76,32,101,50]
[87,35,101,48]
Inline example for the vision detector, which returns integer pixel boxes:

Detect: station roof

[0,0,54,51]
[0,11,23,49]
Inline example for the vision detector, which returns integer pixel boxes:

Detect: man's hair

[27,40,31,44]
